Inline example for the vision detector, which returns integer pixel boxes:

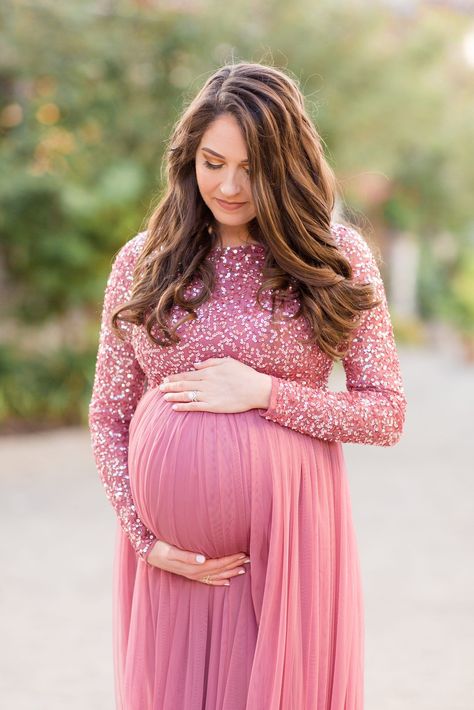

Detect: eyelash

[203,160,250,175]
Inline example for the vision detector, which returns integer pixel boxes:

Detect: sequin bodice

[132,242,333,391]
[88,223,407,563]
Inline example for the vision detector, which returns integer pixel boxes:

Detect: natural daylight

[1,2,473,709]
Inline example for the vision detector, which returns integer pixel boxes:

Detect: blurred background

[0,0,473,708]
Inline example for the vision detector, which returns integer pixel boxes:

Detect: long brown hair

[112,61,381,361]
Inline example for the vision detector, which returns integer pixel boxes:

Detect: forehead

[198,114,248,161]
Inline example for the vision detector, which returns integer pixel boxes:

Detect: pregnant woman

[89,61,407,709]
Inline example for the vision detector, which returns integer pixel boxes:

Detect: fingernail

[224,581,230,586]
[195,554,206,564]
[243,558,251,564]
[238,569,246,575]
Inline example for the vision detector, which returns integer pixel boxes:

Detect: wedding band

[189,390,199,402]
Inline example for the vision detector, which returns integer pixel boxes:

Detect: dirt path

[1,345,472,709]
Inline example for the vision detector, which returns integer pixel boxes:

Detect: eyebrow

[201,147,249,163]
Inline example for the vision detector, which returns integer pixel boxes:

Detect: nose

[219,170,242,198]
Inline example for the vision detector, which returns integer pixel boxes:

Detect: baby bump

[128,386,273,559]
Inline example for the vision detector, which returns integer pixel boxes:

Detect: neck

[211,221,256,248]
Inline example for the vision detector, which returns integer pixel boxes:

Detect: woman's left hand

[158,356,272,413]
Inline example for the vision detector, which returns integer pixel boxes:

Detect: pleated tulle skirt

[112,385,365,709]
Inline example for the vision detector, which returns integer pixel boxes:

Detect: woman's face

[195,113,257,229]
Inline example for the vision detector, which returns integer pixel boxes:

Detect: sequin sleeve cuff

[258,376,406,446]
[257,374,281,418]
[143,537,157,567]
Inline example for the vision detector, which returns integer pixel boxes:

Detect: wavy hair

[112,61,381,360]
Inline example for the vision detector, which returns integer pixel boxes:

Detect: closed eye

[203,160,249,175]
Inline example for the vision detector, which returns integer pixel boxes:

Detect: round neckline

[209,242,266,254]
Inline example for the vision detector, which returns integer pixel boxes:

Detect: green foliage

[442,248,474,333]
[417,231,474,332]
[0,0,473,427]
[0,343,96,429]
[417,240,448,322]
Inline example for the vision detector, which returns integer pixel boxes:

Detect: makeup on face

[195,115,258,246]
[200,148,250,210]
[215,198,247,211]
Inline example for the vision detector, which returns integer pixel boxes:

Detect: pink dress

[88,222,406,710]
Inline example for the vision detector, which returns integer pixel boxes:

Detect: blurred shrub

[390,315,427,346]
[0,0,473,428]
[442,249,474,335]
[0,344,95,432]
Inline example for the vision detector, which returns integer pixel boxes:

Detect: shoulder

[330,221,383,285]
[107,230,148,281]
[113,230,148,266]
[102,231,149,303]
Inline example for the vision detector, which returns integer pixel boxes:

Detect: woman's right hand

[146,539,250,586]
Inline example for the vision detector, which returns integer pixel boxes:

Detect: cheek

[196,167,216,195]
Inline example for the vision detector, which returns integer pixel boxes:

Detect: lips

[216,198,246,210]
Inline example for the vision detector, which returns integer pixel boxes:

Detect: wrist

[255,373,272,410]
[144,538,159,566]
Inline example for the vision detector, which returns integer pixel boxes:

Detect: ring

[202,575,212,584]
[189,390,199,402]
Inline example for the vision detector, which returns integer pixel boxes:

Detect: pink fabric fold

[111,386,364,709]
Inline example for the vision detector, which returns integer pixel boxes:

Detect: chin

[217,215,249,224]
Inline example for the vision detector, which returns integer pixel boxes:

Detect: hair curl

[112,61,381,361]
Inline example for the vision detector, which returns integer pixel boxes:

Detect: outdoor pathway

[1,345,472,709]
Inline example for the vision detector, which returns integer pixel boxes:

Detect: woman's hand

[146,539,250,587]
[158,356,272,413]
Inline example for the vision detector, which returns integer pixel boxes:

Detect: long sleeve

[88,235,158,564]
[258,225,407,446]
